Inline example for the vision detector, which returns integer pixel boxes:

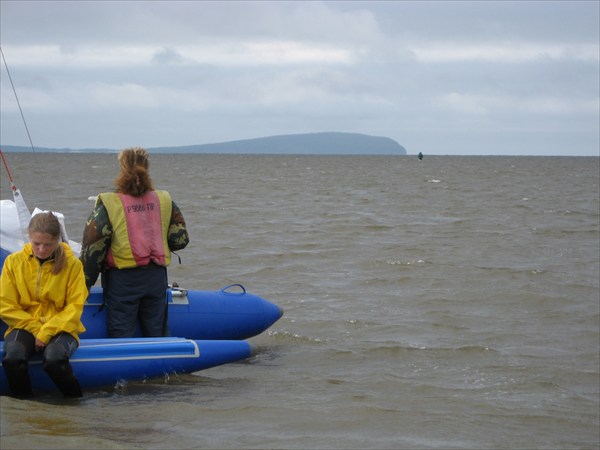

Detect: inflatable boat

[0,197,280,395]
[0,337,253,395]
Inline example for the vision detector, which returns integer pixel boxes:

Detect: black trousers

[2,329,82,398]
[103,264,169,337]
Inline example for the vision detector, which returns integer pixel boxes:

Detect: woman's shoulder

[3,244,32,266]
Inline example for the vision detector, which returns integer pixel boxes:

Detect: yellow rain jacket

[0,242,87,343]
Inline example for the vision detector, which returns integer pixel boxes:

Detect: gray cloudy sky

[1,1,598,156]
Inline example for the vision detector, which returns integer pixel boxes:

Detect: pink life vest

[99,190,172,269]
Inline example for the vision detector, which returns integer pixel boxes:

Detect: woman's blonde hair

[28,212,65,274]
[114,147,154,196]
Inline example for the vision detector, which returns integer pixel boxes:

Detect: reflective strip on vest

[99,191,172,269]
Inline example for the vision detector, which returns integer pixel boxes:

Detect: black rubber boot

[2,346,33,398]
[43,348,83,398]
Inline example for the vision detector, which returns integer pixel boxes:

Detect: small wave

[363,224,395,231]
[454,345,496,353]
[380,258,426,266]
[267,329,325,344]
[345,318,379,327]
[366,344,497,357]
[114,379,128,390]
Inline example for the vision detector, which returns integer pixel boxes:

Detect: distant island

[1,132,407,155]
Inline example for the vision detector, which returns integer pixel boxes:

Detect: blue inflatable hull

[0,282,283,341]
[82,284,282,340]
[0,337,253,395]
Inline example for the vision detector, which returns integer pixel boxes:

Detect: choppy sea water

[0,153,598,450]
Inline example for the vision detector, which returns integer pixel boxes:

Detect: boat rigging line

[1,46,36,153]
[0,47,35,239]
[0,147,19,193]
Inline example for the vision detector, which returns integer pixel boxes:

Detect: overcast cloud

[1,0,598,155]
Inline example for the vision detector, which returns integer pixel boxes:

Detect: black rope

[0,47,36,153]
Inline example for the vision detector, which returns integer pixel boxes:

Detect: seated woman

[1,211,87,398]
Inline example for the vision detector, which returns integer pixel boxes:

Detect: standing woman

[0,212,87,398]
[80,147,189,338]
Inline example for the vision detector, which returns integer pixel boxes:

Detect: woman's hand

[35,338,47,352]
